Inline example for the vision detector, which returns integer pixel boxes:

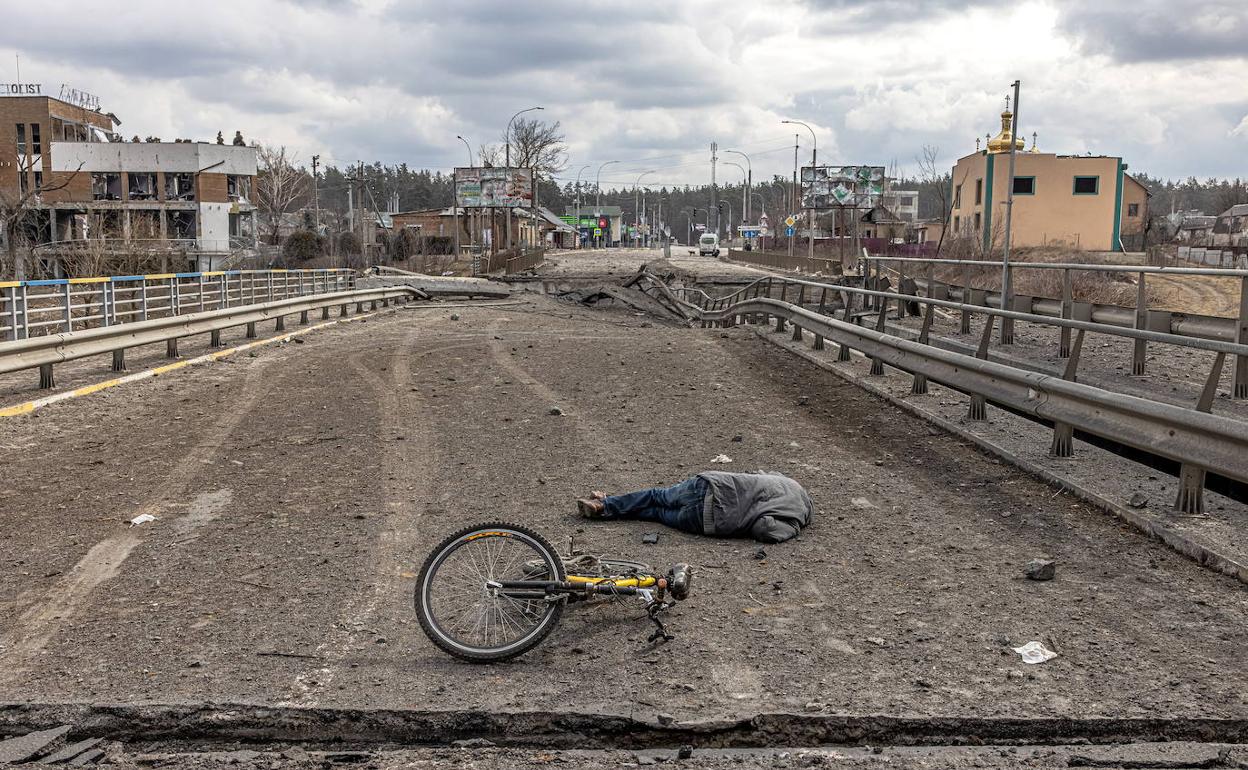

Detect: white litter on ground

[711,454,733,464]
[129,514,157,527]
[1013,640,1058,664]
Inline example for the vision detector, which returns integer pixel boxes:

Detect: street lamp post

[718,200,733,244]
[634,170,655,248]
[1001,80,1021,344]
[455,135,475,259]
[750,191,767,248]
[782,120,817,260]
[574,163,591,249]
[504,106,544,252]
[595,160,619,248]
[724,161,746,245]
[725,149,752,224]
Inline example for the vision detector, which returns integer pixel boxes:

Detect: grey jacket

[697,471,813,543]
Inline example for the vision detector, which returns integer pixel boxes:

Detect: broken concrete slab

[38,737,103,764]
[67,747,104,766]
[0,725,72,763]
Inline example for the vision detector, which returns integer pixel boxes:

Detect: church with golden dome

[947,99,1150,253]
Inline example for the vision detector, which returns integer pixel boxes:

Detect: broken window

[15,124,25,154]
[227,175,250,202]
[167,210,197,241]
[128,172,158,200]
[165,173,195,201]
[31,123,41,154]
[92,172,122,201]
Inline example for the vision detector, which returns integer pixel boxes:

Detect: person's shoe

[576,498,605,518]
[591,490,607,501]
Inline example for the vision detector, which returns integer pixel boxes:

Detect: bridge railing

[0,269,355,342]
[657,271,1248,524]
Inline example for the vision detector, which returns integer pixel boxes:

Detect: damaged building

[1,87,259,272]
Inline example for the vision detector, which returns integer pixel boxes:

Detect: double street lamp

[724,149,752,223]
[781,119,817,260]
[595,160,620,248]
[573,163,592,249]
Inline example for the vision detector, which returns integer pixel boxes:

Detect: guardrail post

[170,277,181,317]
[267,272,274,303]
[166,338,179,358]
[967,315,996,421]
[1050,329,1085,457]
[1059,268,1073,357]
[300,310,309,324]
[370,299,379,311]
[322,306,331,320]
[911,304,935,395]
[4,286,18,340]
[869,297,889,375]
[275,315,285,332]
[837,305,853,361]
[1234,276,1247,398]
[896,261,906,319]
[791,318,803,341]
[1132,272,1148,375]
[356,301,365,313]
[39,363,54,389]
[1174,353,1225,514]
[210,330,222,347]
[220,274,228,309]
[100,284,112,328]
[960,263,972,333]
[62,283,73,332]
[340,304,348,317]
[246,321,257,339]
[112,349,126,372]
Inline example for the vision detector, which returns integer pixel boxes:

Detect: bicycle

[415,521,693,662]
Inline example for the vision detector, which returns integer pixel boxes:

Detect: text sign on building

[58,84,101,110]
[800,166,885,210]
[1,83,43,96]
[454,167,535,208]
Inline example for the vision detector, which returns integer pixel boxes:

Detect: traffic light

[598,216,608,229]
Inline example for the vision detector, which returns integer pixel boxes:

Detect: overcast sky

[2,0,1245,190]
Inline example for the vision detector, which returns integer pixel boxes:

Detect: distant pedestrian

[576,471,813,543]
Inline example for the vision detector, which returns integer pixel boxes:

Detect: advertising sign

[455,167,535,208]
[800,166,885,210]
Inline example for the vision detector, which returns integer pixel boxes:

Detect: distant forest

[305,162,1248,236]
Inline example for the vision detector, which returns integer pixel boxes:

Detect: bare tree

[254,145,310,245]
[1,162,82,280]
[503,118,567,176]
[477,144,503,168]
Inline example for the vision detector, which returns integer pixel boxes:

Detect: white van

[698,233,720,257]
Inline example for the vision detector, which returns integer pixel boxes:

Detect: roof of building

[536,206,575,232]
[1218,203,1248,218]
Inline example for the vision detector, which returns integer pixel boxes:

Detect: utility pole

[357,161,367,265]
[311,154,321,235]
[574,164,590,249]
[1001,80,1021,344]
[709,142,718,240]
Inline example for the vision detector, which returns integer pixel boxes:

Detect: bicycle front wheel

[415,521,566,663]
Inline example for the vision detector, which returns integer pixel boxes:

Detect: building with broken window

[1,88,258,271]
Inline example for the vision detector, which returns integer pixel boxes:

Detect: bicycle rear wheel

[415,521,566,663]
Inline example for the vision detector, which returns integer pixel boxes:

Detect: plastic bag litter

[130,513,157,526]
[711,454,733,464]
[1013,641,1057,664]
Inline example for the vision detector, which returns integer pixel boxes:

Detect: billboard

[455,167,535,208]
[800,165,885,210]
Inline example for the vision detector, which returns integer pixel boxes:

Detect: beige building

[949,107,1149,253]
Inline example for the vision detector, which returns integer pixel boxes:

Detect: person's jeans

[602,476,707,534]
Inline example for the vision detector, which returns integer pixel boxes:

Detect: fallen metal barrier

[0,269,355,342]
[0,286,419,389]
[679,275,1248,516]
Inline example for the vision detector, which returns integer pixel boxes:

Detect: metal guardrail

[726,248,845,274]
[0,269,355,342]
[668,272,1248,517]
[0,286,418,390]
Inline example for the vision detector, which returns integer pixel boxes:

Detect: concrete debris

[452,738,496,749]
[68,748,105,766]
[0,725,72,764]
[641,532,660,545]
[1024,559,1057,581]
[37,737,104,765]
[711,454,732,463]
[850,497,877,510]
[1128,492,1149,509]
[449,313,461,321]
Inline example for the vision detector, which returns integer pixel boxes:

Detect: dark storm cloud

[1053,0,1248,62]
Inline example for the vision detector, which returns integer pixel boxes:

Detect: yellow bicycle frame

[565,574,658,588]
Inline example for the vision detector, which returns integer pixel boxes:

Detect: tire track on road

[0,361,276,681]
[286,333,485,705]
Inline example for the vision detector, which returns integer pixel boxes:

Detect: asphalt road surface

[1,286,1245,729]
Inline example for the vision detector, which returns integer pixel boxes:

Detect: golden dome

[987,109,1025,154]
[1028,132,1040,153]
